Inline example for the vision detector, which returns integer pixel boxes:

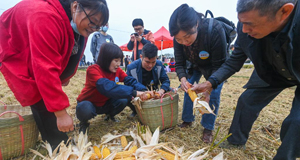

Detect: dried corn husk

[31,124,224,160]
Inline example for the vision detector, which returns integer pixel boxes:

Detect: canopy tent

[153,26,173,51]
[120,43,130,52]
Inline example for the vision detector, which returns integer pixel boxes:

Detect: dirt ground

[0,67,298,160]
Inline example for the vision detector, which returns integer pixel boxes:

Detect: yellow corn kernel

[121,136,128,148]
[114,157,136,160]
[102,147,111,158]
[155,149,175,160]
[93,146,101,158]
[114,150,134,159]
[90,153,98,160]
[129,145,137,153]
[146,93,151,99]
[187,88,198,102]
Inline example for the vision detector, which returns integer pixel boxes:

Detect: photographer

[127,18,154,61]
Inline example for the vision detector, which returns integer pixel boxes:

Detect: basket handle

[0,111,25,157]
[159,93,175,130]
[160,92,173,103]
[0,100,7,110]
[0,111,25,121]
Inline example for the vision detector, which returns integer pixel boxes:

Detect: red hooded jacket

[77,65,128,107]
[0,0,83,112]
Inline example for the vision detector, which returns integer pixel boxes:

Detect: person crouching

[76,43,148,133]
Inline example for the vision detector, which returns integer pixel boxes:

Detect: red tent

[153,26,173,50]
[120,43,131,51]
[119,26,173,52]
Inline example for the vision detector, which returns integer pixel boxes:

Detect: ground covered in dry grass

[0,68,297,160]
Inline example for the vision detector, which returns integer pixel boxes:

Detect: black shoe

[129,112,137,117]
[79,122,90,134]
[178,122,192,128]
[215,140,246,150]
[104,115,110,121]
[104,115,120,122]
[110,116,120,122]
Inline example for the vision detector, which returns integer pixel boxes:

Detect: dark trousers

[76,98,128,123]
[30,100,68,149]
[228,86,300,160]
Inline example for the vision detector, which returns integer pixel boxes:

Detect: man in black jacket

[194,0,300,159]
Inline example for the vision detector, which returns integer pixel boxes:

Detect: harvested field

[0,67,297,160]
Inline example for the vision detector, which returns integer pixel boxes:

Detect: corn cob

[186,82,197,102]
[120,136,128,148]
[145,93,152,99]
[155,149,175,160]
[93,146,102,158]
[114,157,136,160]
[90,153,98,160]
[102,147,111,158]
[114,150,134,159]
[145,92,161,100]
[129,145,137,152]
[114,146,137,159]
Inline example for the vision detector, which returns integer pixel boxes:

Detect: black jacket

[209,3,300,88]
[174,18,227,81]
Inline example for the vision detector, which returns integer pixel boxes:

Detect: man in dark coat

[194,0,300,159]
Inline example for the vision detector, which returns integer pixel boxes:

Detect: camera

[132,32,139,36]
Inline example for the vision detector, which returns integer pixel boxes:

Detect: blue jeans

[182,69,224,130]
[76,98,128,123]
[228,86,300,160]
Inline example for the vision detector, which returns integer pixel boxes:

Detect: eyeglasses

[79,3,101,30]
[134,27,143,32]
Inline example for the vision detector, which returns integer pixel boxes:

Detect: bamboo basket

[0,105,39,160]
[167,72,177,79]
[134,93,179,132]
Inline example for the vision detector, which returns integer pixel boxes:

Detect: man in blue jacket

[127,43,171,116]
[194,0,300,159]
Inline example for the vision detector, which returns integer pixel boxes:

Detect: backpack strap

[205,10,214,18]
[207,18,214,52]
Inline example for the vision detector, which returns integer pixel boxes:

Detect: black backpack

[204,10,237,55]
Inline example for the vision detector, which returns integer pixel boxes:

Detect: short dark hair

[142,43,158,59]
[237,0,297,17]
[97,43,123,72]
[69,0,109,26]
[169,4,204,36]
[132,18,144,27]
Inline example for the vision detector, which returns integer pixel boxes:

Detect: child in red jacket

[76,43,149,133]
[169,57,176,72]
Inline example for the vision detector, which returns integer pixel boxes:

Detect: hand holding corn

[191,81,212,103]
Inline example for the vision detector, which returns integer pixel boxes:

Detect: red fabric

[169,62,176,72]
[0,0,78,112]
[153,26,173,50]
[120,43,131,52]
[77,65,127,107]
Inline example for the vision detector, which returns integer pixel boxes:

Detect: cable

[109,28,132,34]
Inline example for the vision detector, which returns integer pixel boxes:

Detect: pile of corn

[31,124,224,160]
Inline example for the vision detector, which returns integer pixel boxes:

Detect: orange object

[186,82,197,102]
[145,93,152,99]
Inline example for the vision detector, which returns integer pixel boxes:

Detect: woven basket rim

[140,93,178,109]
[0,105,33,120]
